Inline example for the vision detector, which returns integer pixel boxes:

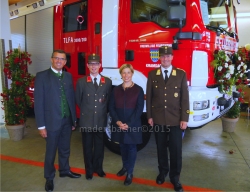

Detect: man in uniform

[75,54,112,180]
[146,46,189,192]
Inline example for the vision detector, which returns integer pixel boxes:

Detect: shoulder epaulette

[177,68,186,73]
[101,75,111,80]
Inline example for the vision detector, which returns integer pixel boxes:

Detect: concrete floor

[1,114,250,191]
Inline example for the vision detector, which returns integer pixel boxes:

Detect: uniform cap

[159,46,173,56]
[88,53,100,63]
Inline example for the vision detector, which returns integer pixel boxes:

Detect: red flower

[14,58,20,64]
[3,68,9,74]
[19,119,25,124]
[0,93,7,98]
[239,97,244,103]
[15,81,23,86]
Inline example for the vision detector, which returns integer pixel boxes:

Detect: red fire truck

[53,0,240,152]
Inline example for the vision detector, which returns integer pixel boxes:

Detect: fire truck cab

[54,0,240,153]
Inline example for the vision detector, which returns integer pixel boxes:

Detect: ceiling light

[32,2,38,9]
[237,13,250,17]
[209,12,250,19]
[10,11,14,17]
[38,0,45,6]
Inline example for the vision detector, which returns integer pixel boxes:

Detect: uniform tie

[164,70,168,83]
[94,77,98,90]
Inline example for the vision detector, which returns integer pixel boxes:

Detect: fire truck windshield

[200,0,237,33]
[131,0,185,28]
[63,0,87,32]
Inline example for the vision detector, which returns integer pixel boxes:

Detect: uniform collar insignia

[87,76,92,82]
[172,70,176,76]
[100,77,105,84]
[156,69,161,75]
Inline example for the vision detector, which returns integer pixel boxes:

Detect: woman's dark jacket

[109,83,144,144]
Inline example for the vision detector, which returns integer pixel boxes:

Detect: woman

[109,64,144,186]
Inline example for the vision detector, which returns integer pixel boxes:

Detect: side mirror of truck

[167,4,186,50]
[167,5,186,28]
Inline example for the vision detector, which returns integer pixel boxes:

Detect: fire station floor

[1,113,250,192]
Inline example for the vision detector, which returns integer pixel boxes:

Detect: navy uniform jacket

[75,76,112,129]
[34,69,76,131]
[146,67,189,126]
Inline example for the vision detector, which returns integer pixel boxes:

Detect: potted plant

[220,100,241,132]
[211,47,248,132]
[1,48,33,141]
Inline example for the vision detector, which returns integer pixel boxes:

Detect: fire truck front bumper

[187,86,234,129]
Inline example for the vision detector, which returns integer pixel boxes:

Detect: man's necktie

[164,70,168,83]
[94,77,98,90]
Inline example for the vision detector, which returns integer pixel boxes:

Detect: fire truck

[53,0,240,153]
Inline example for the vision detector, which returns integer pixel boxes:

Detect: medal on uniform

[99,94,106,103]
[174,93,178,97]
[156,69,161,75]
[172,70,176,76]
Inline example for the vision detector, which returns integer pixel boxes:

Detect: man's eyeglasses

[88,62,100,66]
[53,57,66,61]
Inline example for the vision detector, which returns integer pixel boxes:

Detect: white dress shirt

[161,65,172,79]
[90,74,101,85]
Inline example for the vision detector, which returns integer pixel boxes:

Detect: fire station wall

[26,7,53,75]
[10,7,53,76]
[234,0,250,47]
[237,17,250,47]
[10,16,25,52]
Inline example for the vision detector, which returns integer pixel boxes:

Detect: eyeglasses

[88,62,100,66]
[53,57,66,61]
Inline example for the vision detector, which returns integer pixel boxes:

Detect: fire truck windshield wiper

[205,25,235,38]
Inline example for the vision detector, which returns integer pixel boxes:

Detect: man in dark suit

[75,53,112,180]
[34,50,81,192]
[146,46,189,192]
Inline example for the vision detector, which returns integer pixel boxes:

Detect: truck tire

[104,113,151,155]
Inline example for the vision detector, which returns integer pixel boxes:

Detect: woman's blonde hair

[119,64,134,74]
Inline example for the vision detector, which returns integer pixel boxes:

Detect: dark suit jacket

[34,69,76,131]
[146,67,189,126]
[75,75,112,129]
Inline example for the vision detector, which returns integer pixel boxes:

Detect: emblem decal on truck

[150,48,159,62]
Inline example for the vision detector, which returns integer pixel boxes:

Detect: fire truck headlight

[193,100,209,110]
[193,113,209,121]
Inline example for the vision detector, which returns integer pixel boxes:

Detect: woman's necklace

[123,81,134,90]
